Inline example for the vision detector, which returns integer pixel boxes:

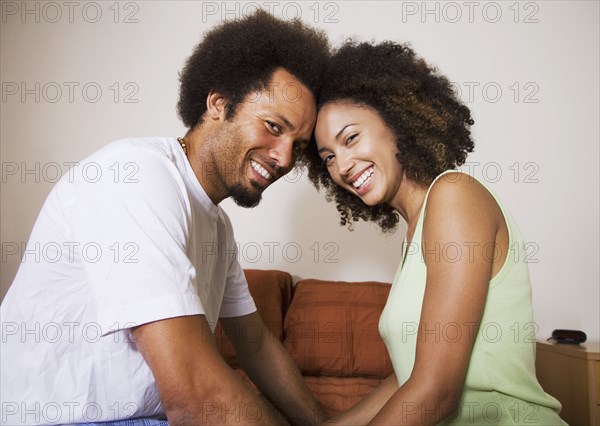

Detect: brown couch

[214,269,394,416]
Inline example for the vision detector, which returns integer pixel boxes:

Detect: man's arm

[220,312,326,426]
[131,315,288,426]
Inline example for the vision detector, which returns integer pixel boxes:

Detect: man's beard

[229,181,263,208]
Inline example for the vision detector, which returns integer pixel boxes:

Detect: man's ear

[206,92,227,121]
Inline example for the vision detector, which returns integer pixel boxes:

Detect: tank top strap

[414,170,461,242]
[400,170,461,270]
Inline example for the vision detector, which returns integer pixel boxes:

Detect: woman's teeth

[353,168,374,189]
[251,160,271,180]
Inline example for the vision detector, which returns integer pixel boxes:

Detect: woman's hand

[318,375,399,426]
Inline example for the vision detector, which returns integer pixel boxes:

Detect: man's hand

[131,315,286,425]
[221,312,326,426]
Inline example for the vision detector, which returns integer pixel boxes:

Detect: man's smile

[250,159,273,181]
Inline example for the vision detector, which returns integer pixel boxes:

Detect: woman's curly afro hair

[177,10,330,128]
[300,40,475,232]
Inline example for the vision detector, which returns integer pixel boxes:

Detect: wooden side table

[535,340,600,426]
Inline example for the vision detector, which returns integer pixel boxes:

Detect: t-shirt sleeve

[218,212,257,318]
[67,148,204,334]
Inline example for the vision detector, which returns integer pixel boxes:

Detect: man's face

[212,68,317,208]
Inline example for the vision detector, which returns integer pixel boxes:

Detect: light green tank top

[379,171,566,425]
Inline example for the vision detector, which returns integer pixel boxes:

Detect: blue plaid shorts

[78,419,168,426]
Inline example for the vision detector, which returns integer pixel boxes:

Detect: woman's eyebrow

[317,123,358,154]
[335,124,356,140]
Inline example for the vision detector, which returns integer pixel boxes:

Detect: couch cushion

[283,279,393,379]
[303,376,384,416]
[215,269,293,367]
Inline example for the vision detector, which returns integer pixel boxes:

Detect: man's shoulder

[56,136,188,204]
[90,136,177,162]
[74,136,184,185]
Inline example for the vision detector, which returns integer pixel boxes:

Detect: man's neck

[182,125,228,206]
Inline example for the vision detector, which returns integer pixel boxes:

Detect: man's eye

[266,120,282,134]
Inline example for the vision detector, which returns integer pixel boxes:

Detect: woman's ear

[206,92,227,121]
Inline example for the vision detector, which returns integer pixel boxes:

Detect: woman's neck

[389,176,428,241]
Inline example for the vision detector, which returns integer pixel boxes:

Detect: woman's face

[314,102,403,207]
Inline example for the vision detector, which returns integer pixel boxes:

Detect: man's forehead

[267,67,306,88]
[249,83,316,127]
[253,78,313,105]
[257,102,316,136]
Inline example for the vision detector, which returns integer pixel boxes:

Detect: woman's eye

[345,134,357,145]
[322,154,335,166]
[266,120,282,134]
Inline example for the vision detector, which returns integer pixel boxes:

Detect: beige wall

[1,1,598,341]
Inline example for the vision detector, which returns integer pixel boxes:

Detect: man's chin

[229,184,263,208]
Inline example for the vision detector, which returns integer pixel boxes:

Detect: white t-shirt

[0,137,256,425]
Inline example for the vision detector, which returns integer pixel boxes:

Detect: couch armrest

[215,269,293,367]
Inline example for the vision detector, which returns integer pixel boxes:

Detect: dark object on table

[547,329,587,344]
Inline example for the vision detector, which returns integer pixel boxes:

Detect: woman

[302,41,565,425]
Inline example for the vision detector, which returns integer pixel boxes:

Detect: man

[0,11,329,426]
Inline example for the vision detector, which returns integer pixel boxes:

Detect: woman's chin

[359,194,382,207]
[346,186,382,207]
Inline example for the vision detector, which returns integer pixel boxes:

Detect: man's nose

[268,138,294,172]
